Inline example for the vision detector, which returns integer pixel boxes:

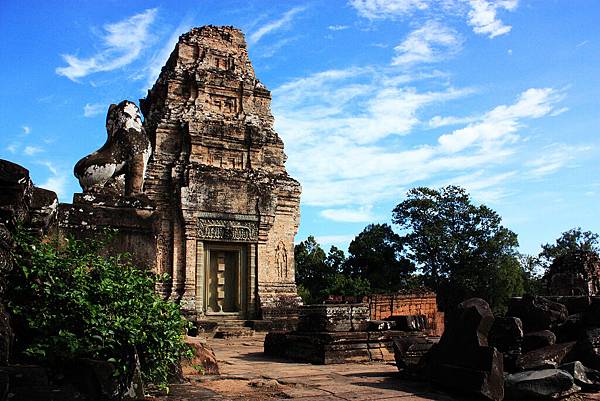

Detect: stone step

[214,327,255,339]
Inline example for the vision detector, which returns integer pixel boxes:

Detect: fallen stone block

[516,342,576,371]
[523,330,556,352]
[384,315,427,332]
[507,295,568,333]
[554,313,585,343]
[559,361,600,390]
[489,316,523,372]
[393,336,436,370]
[505,369,580,400]
[182,338,220,376]
[367,320,394,331]
[569,328,600,370]
[420,298,504,401]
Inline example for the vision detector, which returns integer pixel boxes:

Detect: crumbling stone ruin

[60,26,302,325]
[392,295,600,400]
[264,292,445,365]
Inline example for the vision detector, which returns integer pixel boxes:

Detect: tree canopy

[294,236,370,304]
[344,223,414,292]
[392,185,524,312]
[541,228,600,295]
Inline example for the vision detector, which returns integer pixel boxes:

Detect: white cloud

[38,161,68,200]
[438,88,564,153]
[467,0,518,38]
[22,126,31,135]
[349,0,429,19]
[56,8,157,81]
[83,103,105,117]
[6,143,19,154]
[526,143,591,178]
[23,146,44,156]
[350,0,519,39]
[274,60,566,211]
[249,6,305,45]
[321,206,376,222]
[314,234,356,250]
[142,19,192,91]
[428,114,477,128]
[392,20,462,65]
[328,25,350,31]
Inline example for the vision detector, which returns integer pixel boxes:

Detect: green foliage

[539,227,599,266]
[392,186,524,311]
[6,229,192,388]
[345,223,414,292]
[323,274,371,298]
[295,237,371,303]
[540,228,600,295]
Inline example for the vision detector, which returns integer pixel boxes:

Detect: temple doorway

[205,244,247,316]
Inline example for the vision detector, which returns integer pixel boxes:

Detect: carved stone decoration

[61,26,302,323]
[74,100,151,196]
[276,241,288,279]
[198,219,258,242]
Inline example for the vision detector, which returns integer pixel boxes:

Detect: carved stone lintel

[197,218,258,242]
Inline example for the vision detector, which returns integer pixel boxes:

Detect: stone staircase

[196,319,273,338]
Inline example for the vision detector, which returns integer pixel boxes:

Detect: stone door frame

[197,241,253,319]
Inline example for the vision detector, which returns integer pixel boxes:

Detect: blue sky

[1,0,598,256]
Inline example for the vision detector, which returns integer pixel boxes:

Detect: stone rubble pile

[264,303,440,364]
[393,295,600,400]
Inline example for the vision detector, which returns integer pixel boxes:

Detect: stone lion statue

[74,100,152,196]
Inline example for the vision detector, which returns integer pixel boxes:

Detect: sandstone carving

[61,26,302,322]
[74,100,151,196]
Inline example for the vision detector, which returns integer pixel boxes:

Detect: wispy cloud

[428,114,477,128]
[576,40,589,48]
[349,0,519,39]
[328,25,350,31]
[274,56,566,213]
[38,161,68,200]
[349,0,429,19]
[321,206,376,222]
[83,103,105,117]
[466,0,518,38]
[526,143,591,178]
[437,88,564,153]
[313,234,357,250]
[249,6,306,45]
[6,143,19,154]
[23,146,44,156]
[392,20,462,65]
[56,8,157,81]
[142,18,192,91]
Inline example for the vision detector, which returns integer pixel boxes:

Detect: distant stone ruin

[60,26,302,323]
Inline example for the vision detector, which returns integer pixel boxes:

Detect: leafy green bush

[6,229,192,388]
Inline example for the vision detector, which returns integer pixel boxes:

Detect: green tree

[345,224,414,292]
[295,236,329,303]
[6,230,192,389]
[392,186,523,312]
[541,228,600,295]
[295,237,371,303]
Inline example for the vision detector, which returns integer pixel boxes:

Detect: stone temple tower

[61,26,302,324]
[140,26,302,320]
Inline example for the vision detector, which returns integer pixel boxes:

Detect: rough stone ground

[147,333,458,400]
[146,333,600,401]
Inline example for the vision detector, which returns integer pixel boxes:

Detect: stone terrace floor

[149,333,464,401]
[146,333,600,401]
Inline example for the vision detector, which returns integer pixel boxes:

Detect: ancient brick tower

[61,26,302,322]
[140,26,302,319]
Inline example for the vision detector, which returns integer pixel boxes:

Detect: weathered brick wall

[367,293,444,336]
